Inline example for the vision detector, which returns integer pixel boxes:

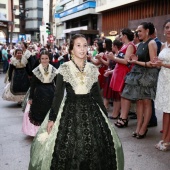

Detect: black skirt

[10,68,30,95]
[50,93,117,170]
[29,83,55,126]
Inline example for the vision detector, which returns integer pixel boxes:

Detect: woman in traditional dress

[29,34,124,170]
[2,49,30,104]
[22,50,57,136]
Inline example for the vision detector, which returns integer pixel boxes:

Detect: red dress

[110,42,136,92]
[103,60,116,99]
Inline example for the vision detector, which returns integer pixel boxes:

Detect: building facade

[54,0,99,45]
[96,0,170,42]
[25,0,43,41]
[0,0,20,44]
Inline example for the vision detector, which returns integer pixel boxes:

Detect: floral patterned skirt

[2,82,25,102]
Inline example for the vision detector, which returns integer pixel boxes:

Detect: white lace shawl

[23,49,32,59]
[32,64,58,83]
[58,61,99,94]
[10,56,28,68]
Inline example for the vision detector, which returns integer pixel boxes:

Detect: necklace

[43,65,49,76]
[72,59,86,72]
[72,60,86,85]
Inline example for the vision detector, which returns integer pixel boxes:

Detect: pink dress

[110,42,136,92]
[22,102,39,137]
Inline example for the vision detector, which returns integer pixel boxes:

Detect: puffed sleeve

[91,82,108,117]
[49,73,65,121]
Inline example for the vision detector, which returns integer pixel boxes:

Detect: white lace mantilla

[33,64,58,83]
[58,61,99,94]
[10,56,28,68]
[23,49,32,59]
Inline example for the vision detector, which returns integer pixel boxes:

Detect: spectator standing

[147,28,162,127]
[7,49,12,63]
[121,22,159,138]
[1,44,8,73]
[108,28,136,127]
[153,19,170,151]
[98,38,113,109]
[108,39,123,119]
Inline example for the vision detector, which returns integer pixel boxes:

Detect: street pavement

[0,73,170,170]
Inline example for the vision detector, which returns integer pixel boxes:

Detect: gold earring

[71,54,74,60]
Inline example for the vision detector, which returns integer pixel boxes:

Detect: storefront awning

[55,1,96,18]
[56,6,64,13]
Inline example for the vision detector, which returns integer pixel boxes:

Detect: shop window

[0,4,6,8]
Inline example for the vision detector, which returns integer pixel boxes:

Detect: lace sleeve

[49,74,65,121]
[90,82,108,117]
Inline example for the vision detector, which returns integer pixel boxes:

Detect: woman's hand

[96,52,104,60]
[95,54,101,60]
[28,100,32,105]
[107,52,115,60]
[104,70,109,77]
[87,54,92,61]
[104,69,113,76]
[99,52,104,57]
[128,54,138,64]
[150,57,163,67]
[47,121,54,134]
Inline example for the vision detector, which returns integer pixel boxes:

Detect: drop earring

[71,54,74,60]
